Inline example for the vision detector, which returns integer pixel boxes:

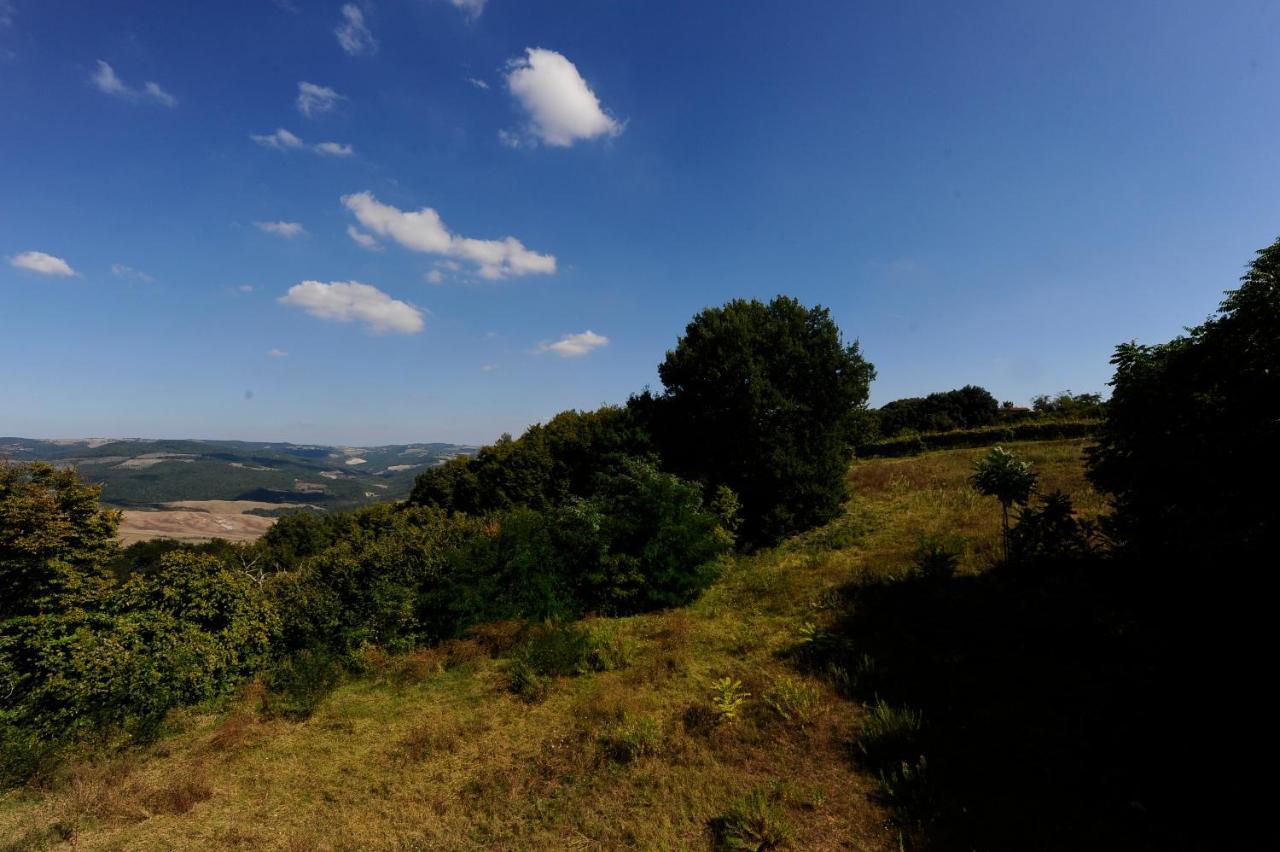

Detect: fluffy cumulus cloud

[341,191,556,280]
[504,48,621,147]
[335,4,377,56]
[255,220,306,238]
[9,250,77,277]
[90,61,178,107]
[250,127,303,150]
[537,330,609,358]
[279,280,423,334]
[297,81,346,117]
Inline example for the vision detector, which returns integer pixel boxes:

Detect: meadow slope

[0,440,1103,851]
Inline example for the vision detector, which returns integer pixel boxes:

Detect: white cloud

[279,280,423,335]
[238,284,255,293]
[111,263,153,283]
[255,221,306,238]
[266,348,288,358]
[537,330,608,358]
[250,127,303,150]
[504,48,621,147]
[313,141,354,156]
[467,77,489,90]
[335,4,377,56]
[90,61,177,107]
[297,81,345,117]
[9,251,76,277]
[346,225,381,250]
[342,191,556,280]
[425,269,444,284]
[143,81,178,108]
[497,128,525,149]
[444,0,487,19]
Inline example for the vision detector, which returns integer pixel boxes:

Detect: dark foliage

[1088,237,1280,563]
[409,406,652,514]
[806,552,1174,850]
[875,385,1000,438]
[643,296,876,546]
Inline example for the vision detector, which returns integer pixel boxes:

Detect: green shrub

[911,539,960,582]
[263,650,342,720]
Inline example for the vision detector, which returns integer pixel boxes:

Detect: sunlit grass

[0,439,1099,851]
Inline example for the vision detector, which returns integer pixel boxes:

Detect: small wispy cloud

[425,269,444,284]
[297,81,346,117]
[335,4,377,56]
[238,284,255,293]
[111,263,154,283]
[266,348,289,358]
[346,225,381,250]
[313,141,354,156]
[536,330,609,358]
[467,77,489,90]
[9,250,77,277]
[279,280,424,335]
[250,127,303,150]
[90,61,178,108]
[443,0,487,21]
[255,221,306,238]
[251,128,353,157]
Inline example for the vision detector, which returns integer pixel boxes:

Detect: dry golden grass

[0,439,1100,851]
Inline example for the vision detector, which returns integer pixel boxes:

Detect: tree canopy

[645,296,876,546]
[1087,236,1280,561]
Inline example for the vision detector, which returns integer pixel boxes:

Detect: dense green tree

[409,406,652,514]
[1088,237,1280,560]
[1,461,119,620]
[644,296,875,545]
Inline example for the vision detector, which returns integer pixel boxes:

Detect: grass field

[0,440,1105,851]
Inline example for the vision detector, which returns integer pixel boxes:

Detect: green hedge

[856,419,1100,459]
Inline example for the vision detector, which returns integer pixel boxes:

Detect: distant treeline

[867,385,1104,443]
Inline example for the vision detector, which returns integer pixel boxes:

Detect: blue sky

[2,0,1277,445]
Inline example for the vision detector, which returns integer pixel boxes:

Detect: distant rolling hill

[0,437,476,512]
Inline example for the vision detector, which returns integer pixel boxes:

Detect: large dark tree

[645,296,875,546]
[875,385,1000,437]
[1087,237,1280,561]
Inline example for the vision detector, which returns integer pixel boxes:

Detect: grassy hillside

[0,438,474,510]
[0,440,1111,850]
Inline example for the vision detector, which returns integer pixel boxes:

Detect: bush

[263,650,342,720]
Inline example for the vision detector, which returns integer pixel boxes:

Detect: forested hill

[0,437,475,509]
